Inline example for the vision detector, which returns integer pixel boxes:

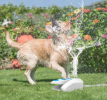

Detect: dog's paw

[29,81,36,85]
[67,74,71,78]
[61,73,67,79]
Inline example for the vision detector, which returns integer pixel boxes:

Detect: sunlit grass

[0,67,107,100]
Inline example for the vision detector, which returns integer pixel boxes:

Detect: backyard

[0,1,107,100]
[0,67,107,100]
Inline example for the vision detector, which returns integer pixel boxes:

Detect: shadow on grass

[13,78,56,83]
[13,78,28,83]
[0,83,9,86]
[36,79,56,82]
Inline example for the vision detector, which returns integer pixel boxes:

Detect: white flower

[74,9,81,14]
[2,19,11,26]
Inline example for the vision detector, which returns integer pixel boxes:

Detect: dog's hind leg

[24,56,38,85]
[24,66,36,85]
[30,66,38,82]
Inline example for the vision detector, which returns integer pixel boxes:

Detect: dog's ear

[46,25,53,34]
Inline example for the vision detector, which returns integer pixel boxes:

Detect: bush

[0,1,107,73]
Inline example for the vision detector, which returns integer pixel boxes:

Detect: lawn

[0,67,107,100]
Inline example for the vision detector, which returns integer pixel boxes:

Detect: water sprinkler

[51,78,83,91]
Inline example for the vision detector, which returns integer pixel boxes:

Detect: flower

[28,13,32,18]
[40,28,43,30]
[71,17,76,20]
[96,7,104,11]
[14,28,16,31]
[74,9,81,14]
[10,29,14,31]
[9,56,12,59]
[6,25,8,27]
[17,31,20,33]
[70,40,73,45]
[40,28,45,31]
[96,7,102,10]
[83,9,90,13]
[94,19,99,23]
[2,19,11,26]
[84,35,92,41]
[28,13,32,16]
[0,28,5,30]
[30,26,34,28]
[71,34,78,38]
[76,15,80,18]
[46,22,51,25]
[70,34,78,40]
[104,8,107,12]
[68,12,74,16]
[17,28,20,30]
[17,23,20,26]
[14,27,20,31]
[47,36,51,39]
[15,36,18,40]
[4,31,8,33]
[44,14,48,18]
[10,22,13,24]
[66,21,70,24]
[12,33,15,35]
[102,34,107,39]
[70,25,72,27]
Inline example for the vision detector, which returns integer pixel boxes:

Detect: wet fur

[6,21,71,85]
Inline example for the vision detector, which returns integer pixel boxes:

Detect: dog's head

[46,19,70,35]
[46,19,71,44]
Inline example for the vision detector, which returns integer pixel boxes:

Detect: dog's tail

[6,31,21,49]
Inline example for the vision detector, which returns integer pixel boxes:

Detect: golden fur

[6,20,71,85]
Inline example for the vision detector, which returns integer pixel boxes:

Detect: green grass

[0,67,107,100]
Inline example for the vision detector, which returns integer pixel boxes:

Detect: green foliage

[0,1,107,73]
[68,2,107,73]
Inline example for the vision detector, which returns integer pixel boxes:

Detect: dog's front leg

[64,65,71,78]
[50,62,67,79]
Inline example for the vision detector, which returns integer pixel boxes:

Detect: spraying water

[53,0,101,77]
[68,0,101,77]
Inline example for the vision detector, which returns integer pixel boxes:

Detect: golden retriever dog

[6,19,71,85]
